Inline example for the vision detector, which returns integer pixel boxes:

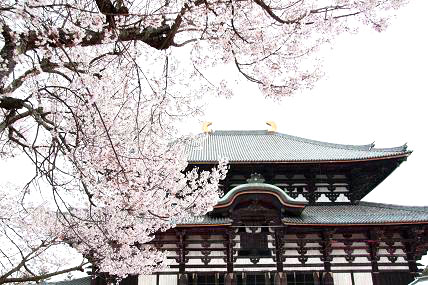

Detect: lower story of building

[96,270,415,285]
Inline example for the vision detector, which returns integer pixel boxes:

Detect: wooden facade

[93,130,428,285]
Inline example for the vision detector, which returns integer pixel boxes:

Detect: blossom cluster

[0,0,407,279]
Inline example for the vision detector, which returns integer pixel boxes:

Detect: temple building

[98,128,428,285]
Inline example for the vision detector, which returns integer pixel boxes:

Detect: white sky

[1,0,428,272]
[184,0,428,206]
[182,0,428,266]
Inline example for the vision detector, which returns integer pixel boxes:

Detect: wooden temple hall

[97,127,428,285]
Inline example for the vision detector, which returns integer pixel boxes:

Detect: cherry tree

[0,0,408,282]
[0,183,89,284]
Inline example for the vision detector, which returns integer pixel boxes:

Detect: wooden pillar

[274,227,286,272]
[307,174,317,205]
[225,273,236,285]
[178,273,188,285]
[224,229,235,273]
[320,230,334,285]
[224,229,236,285]
[313,272,320,285]
[320,230,333,271]
[176,230,187,274]
[402,228,419,279]
[265,272,270,285]
[321,272,334,285]
[367,230,380,285]
[274,272,287,285]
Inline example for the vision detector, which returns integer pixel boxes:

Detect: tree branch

[0,262,88,284]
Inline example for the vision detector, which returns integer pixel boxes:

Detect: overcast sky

[184,0,428,206]
[180,0,428,265]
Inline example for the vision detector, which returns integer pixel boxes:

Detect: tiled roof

[42,277,91,285]
[186,130,410,163]
[177,202,428,226]
[282,202,428,225]
[177,216,232,226]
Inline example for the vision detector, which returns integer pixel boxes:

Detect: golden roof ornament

[202,121,212,133]
[266,121,277,132]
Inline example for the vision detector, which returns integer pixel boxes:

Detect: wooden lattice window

[239,232,270,257]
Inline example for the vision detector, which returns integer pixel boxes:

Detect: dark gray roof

[186,130,410,163]
[177,202,428,226]
[177,216,232,226]
[42,277,90,285]
[282,202,428,225]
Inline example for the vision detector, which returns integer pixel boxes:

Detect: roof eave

[188,152,411,165]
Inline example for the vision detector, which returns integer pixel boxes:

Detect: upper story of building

[185,128,410,205]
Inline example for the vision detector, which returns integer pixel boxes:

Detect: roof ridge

[209,130,408,152]
[358,201,428,212]
[188,130,411,163]
[273,132,375,151]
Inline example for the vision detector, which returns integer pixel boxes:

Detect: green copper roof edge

[217,182,305,206]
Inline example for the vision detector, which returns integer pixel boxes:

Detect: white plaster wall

[157,268,179,273]
[234,257,274,265]
[333,273,352,285]
[396,249,405,254]
[332,266,372,270]
[306,249,320,255]
[305,257,321,265]
[332,257,348,263]
[378,266,409,270]
[159,274,177,285]
[396,256,406,262]
[353,257,370,263]
[282,267,324,271]
[192,267,227,272]
[353,273,373,285]
[336,194,350,202]
[294,195,307,202]
[284,249,299,255]
[238,267,277,272]
[138,275,156,285]
[353,248,368,254]
[378,256,390,263]
[378,249,389,255]
[332,249,345,255]
[284,258,298,264]
[316,194,330,202]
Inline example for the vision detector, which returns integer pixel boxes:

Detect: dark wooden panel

[378,272,414,285]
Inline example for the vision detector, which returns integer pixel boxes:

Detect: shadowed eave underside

[185,130,411,163]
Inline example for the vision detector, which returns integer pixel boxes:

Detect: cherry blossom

[0,0,408,281]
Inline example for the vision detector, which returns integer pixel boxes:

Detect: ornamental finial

[202,121,212,133]
[247,173,265,183]
[266,121,277,132]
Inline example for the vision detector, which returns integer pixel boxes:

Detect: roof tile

[186,130,410,163]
